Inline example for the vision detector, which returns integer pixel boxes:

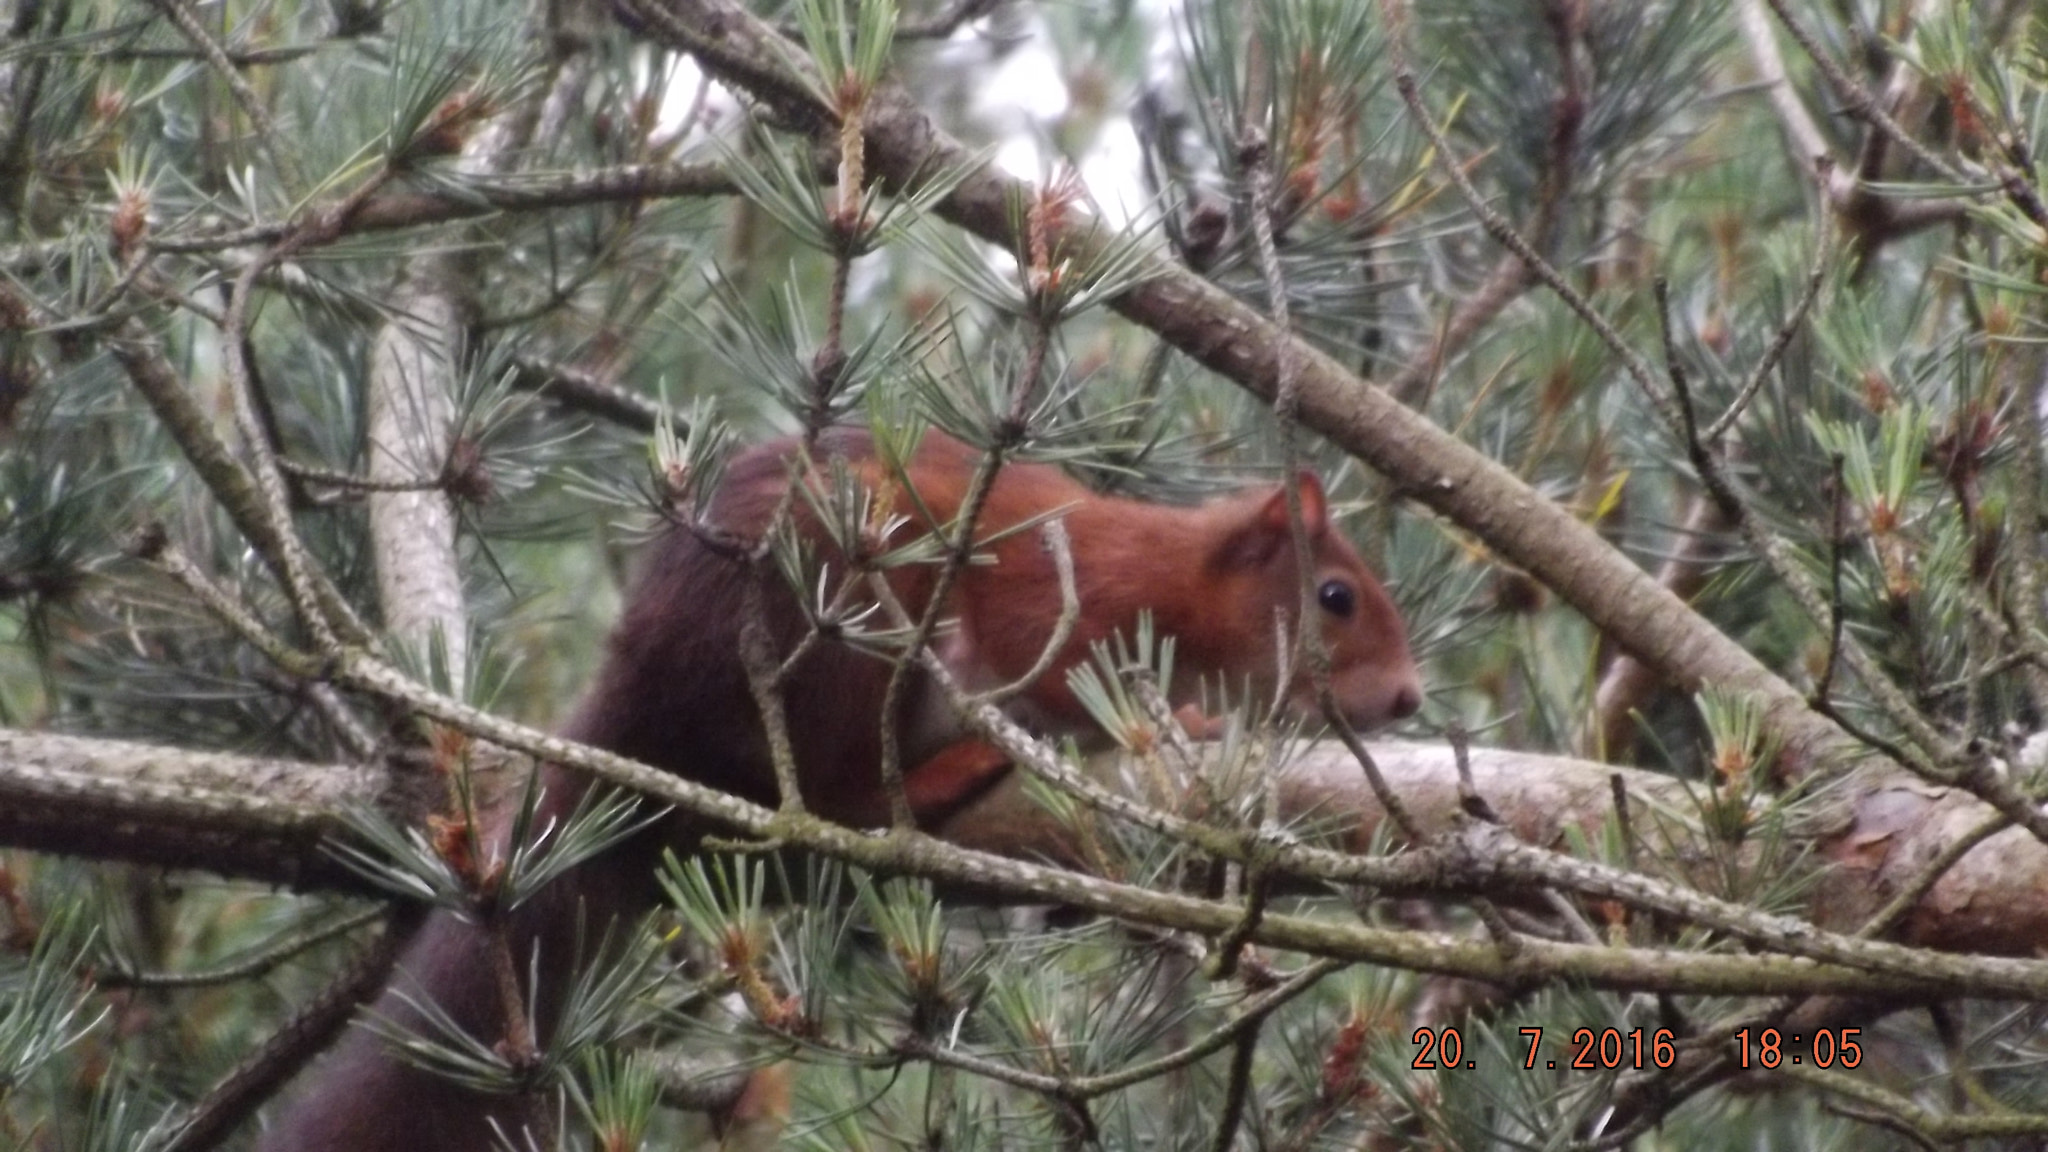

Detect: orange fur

[842,430,1422,812]
[873,430,1419,732]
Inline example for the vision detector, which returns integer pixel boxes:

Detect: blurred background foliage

[4,0,2048,1146]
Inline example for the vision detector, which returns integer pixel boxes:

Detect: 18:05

[1733,1027,1863,1069]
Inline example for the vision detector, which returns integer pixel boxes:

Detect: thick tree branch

[362,60,577,682]
[10,728,2048,978]
[0,729,388,893]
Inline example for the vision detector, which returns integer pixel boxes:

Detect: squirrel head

[1207,472,1422,731]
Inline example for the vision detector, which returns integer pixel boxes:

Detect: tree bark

[8,727,2046,960]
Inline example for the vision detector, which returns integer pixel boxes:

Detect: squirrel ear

[1225,474,1328,568]
[1295,470,1329,535]
[1259,473,1327,535]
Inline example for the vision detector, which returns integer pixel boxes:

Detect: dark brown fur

[258,429,1419,1149]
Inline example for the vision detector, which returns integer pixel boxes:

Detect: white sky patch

[992,135,1045,184]
[1081,117,1150,229]
[652,11,1167,230]
[975,40,1071,122]
[971,18,1067,186]
[654,53,730,149]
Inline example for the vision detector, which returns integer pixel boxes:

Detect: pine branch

[10,721,2048,995]
[0,729,390,893]
[508,354,667,433]
[133,162,759,257]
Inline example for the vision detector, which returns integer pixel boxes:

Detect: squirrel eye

[1317,579,1357,618]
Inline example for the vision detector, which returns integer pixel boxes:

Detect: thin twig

[973,519,1081,706]
[773,0,1000,42]
[1856,810,2010,941]
[111,326,368,646]
[1447,724,1534,951]
[303,681,380,760]
[277,457,444,495]
[1759,0,1968,186]
[872,183,1067,826]
[1318,701,1424,841]
[148,533,380,759]
[144,0,300,194]
[1210,862,1273,981]
[739,576,810,814]
[1760,0,2048,231]
[1587,494,1729,759]
[139,535,322,677]
[1236,127,1322,709]
[102,41,326,65]
[1380,3,1681,435]
[146,161,751,256]
[1234,126,1324,958]
[1780,1061,2048,1144]
[1814,453,1849,705]
[102,906,384,989]
[1067,958,1343,1098]
[1652,278,1963,775]
[1704,167,1835,441]
[1385,0,1585,405]
[160,907,419,1152]
[217,170,402,651]
[1208,1023,1261,1152]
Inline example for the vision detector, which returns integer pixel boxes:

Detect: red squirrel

[257,428,1420,1150]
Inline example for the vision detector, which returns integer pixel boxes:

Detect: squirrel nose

[1389,683,1422,719]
